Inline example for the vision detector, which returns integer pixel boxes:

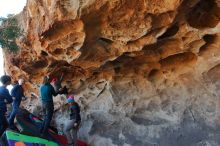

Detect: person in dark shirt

[64,95,81,146]
[0,75,13,136]
[39,76,59,136]
[8,79,26,129]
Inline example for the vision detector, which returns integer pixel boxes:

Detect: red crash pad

[51,133,87,146]
[15,108,87,146]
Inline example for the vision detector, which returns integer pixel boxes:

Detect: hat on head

[68,94,74,99]
[0,75,11,85]
[67,95,75,103]
[51,78,58,83]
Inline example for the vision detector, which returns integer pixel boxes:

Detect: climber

[8,78,27,129]
[0,75,13,136]
[51,73,68,95]
[39,76,61,137]
[64,95,81,146]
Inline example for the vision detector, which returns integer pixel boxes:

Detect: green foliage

[0,16,23,52]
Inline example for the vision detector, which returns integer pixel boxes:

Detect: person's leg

[40,103,47,133]
[0,110,8,136]
[8,105,19,128]
[72,127,78,146]
[64,119,75,144]
[41,103,54,134]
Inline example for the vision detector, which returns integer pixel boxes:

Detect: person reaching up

[51,73,68,95]
[39,76,60,137]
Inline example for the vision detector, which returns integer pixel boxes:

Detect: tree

[0,16,23,52]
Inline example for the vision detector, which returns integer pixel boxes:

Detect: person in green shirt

[39,76,60,136]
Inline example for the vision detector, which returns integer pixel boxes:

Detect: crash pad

[16,109,56,135]
[15,108,87,146]
[2,130,58,146]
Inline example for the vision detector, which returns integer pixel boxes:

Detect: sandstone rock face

[3,0,220,145]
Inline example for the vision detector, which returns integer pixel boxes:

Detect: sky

[0,0,27,17]
[0,49,3,76]
[0,0,27,76]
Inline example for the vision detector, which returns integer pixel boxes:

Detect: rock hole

[53,48,64,55]
[114,67,121,73]
[92,71,99,75]
[11,58,20,66]
[41,50,48,56]
[195,0,215,11]
[202,34,216,43]
[158,24,179,40]
[187,0,218,28]
[148,69,159,78]
[32,60,48,68]
[98,37,113,44]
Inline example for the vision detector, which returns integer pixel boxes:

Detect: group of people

[0,74,81,146]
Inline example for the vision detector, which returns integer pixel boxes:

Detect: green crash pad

[4,130,59,146]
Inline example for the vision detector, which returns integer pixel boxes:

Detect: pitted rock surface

[3,0,220,145]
